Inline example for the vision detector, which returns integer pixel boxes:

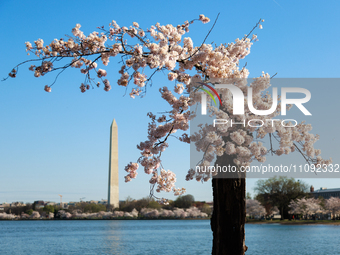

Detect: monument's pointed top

[112,119,117,126]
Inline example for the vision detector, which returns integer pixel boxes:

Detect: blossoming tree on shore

[289,196,340,220]
[325,197,340,220]
[288,197,324,218]
[246,199,266,218]
[6,14,331,254]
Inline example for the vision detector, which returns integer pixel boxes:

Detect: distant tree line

[118,195,211,216]
[4,194,212,217]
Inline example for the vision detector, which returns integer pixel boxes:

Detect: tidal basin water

[0,220,339,254]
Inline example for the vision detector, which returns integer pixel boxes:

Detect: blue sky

[0,0,339,203]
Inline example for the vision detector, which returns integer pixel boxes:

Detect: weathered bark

[211,155,246,255]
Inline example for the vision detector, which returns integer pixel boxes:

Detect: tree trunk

[211,155,246,254]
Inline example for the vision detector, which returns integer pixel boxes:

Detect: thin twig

[270,73,278,79]
[243,18,262,41]
[269,133,274,155]
[181,13,220,61]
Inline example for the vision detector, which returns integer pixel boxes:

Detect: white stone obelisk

[108,119,119,209]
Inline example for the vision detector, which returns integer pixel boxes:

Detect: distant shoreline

[246,220,340,225]
[1,218,340,225]
[0,217,211,221]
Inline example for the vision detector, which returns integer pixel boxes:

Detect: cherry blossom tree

[246,199,266,218]
[0,212,18,220]
[30,211,41,219]
[325,197,340,220]
[255,176,309,219]
[48,212,54,219]
[269,206,279,216]
[288,197,324,219]
[5,14,331,255]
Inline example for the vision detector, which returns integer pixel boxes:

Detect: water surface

[0,220,339,254]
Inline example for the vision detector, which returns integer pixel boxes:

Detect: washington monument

[108,119,119,209]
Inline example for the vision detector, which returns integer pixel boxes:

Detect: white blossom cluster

[287,196,340,219]
[246,199,266,217]
[72,209,139,219]
[18,15,215,94]
[289,197,324,215]
[325,197,340,217]
[0,207,207,220]
[0,212,18,219]
[140,207,208,218]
